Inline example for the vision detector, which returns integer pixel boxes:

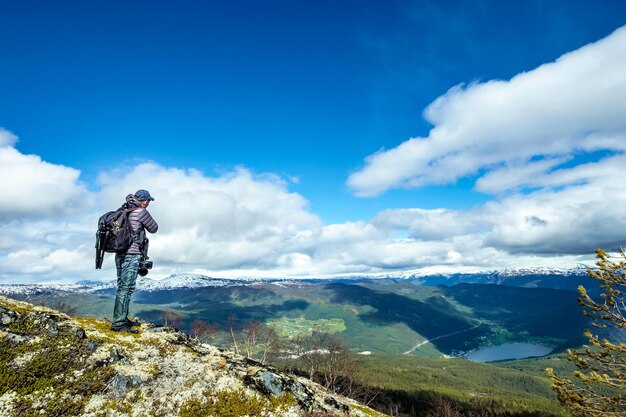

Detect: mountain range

[0,267,595,296]
[0,268,597,359]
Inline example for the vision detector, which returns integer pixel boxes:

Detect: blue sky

[1,1,626,283]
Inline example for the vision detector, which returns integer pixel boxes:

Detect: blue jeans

[112,254,141,328]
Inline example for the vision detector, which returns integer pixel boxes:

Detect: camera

[138,259,153,277]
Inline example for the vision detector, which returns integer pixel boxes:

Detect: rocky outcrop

[0,296,386,417]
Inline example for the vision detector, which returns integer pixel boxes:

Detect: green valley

[6,279,592,416]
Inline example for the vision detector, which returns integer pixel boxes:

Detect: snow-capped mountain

[0,273,273,296]
[388,266,595,293]
[0,282,114,296]
[367,265,590,280]
[496,266,589,277]
[136,273,243,291]
[0,267,595,296]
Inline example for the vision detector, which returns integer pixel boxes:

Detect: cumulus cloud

[0,131,91,218]
[0,158,326,283]
[371,153,626,256]
[0,148,601,284]
[0,218,95,283]
[0,131,98,283]
[348,25,626,196]
[481,168,626,254]
[342,25,626,258]
[0,129,18,147]
[373,208,485,241]
[95,163,323,270]
[6,148,575,284]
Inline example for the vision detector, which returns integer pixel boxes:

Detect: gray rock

[1,314,13,326]
[289,380,315,410]
[5,332,30,344]
[325,396,350,412]
[259,370,285,397]
[39,316,58,334]
[71,326,86,339]
[107,374,143,398]
[247,368,316,411]
[148,326,175,333]
[0,298,383,417]
[0,307,18,327]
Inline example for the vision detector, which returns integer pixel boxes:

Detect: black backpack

[95,204,140,269]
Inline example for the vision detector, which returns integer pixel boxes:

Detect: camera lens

[137,260,153,277]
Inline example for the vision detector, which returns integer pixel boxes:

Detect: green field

[268,316,347,338]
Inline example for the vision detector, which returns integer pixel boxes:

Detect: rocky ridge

[0,296,386,417]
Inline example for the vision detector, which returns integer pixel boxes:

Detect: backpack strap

[127,207,146,246]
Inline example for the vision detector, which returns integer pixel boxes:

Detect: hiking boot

[126,318,140,327]
[110,325,138,334]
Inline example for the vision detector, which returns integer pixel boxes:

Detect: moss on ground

[13,390,88,417]
[6,313,42,335]
[0,307,117,416]
[352,404,386,417]
[2,333,90,395]
[76,316,142,340]
[179,388,296,417]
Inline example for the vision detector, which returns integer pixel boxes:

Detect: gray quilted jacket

[125,194,158,255]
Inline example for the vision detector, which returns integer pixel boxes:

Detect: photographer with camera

[111,189,158,333]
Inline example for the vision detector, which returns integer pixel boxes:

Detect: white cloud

[0,132,91,218]
[8,151,578,284]
[0,133,99,283]
[481,172,626,254]
[348,25,626,196]
[0,159,327,283]
[370,157,626,256]
[337,25,626,263]
[474,156,569,193]
[0,152,603,284]
[0,218,96,282]
[0,139,610,284]
[95,163,323,271]
[0,129,18,147]
[373,208,485,241]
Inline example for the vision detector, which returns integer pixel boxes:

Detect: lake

[467,342,554,362]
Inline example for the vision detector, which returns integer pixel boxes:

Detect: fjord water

[467,342,554,362]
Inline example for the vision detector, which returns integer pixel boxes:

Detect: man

[111,189,158,333]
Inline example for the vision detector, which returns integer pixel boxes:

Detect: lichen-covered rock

[257,370,289,397]
[247,368,318,410]
[0,307,17,326]
[0,296,388,417]
[106,375,143,398]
